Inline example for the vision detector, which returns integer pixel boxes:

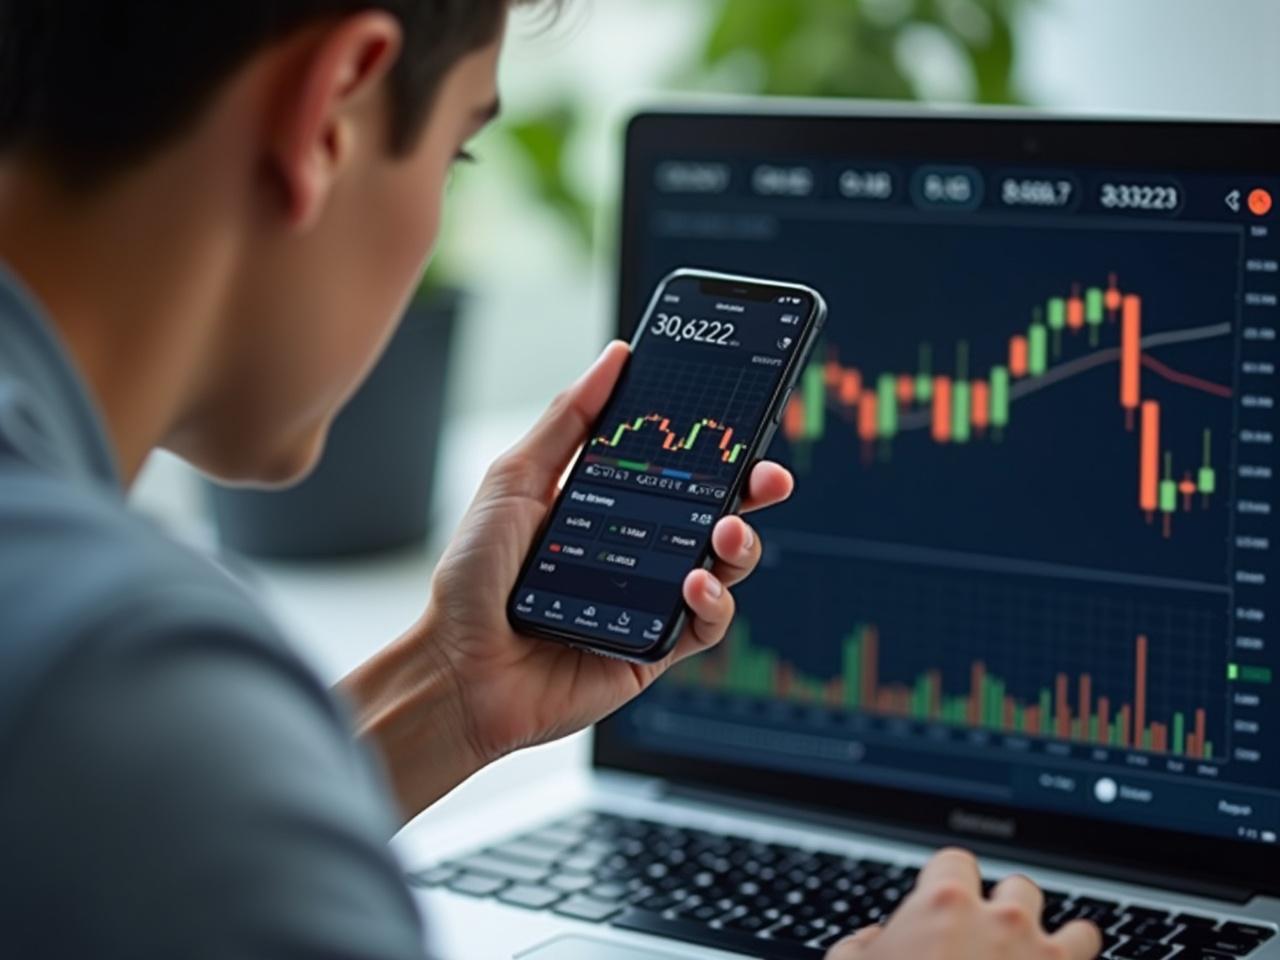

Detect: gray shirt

[0,265,425,958]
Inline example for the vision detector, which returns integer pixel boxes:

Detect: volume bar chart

[677,622,1216,759]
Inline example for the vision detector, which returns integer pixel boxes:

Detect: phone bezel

[506,267,827,663]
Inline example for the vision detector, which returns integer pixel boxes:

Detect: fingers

[661,568,734,666]
[739,460,794,513]
[708,515,760,588]
[502,341,630,495]
[1050,919,1104,960]
[915,847,982,898]
[990,874,1043,918]
[823,924,882,958]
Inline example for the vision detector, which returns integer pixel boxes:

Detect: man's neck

[0,157,236,486]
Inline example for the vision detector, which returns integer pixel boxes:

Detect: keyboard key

[586,881,630,901]
[1176,952,1242,960]
[610,909,825,960]
[1220,922,1276,942]
[553,895,622,923]
[771,921,824,944]
[547,872,595,893]
[1111,940,1175,959]
[488,840,563,866]
[451,853,549,884]
[446,872,508,897]
[1173,913,1219,928]
[723,912,769,933]
[1116,917,1178,942]
[1124,906,1172,923]
[560,852,606,873]
[406,865,456,887]
[497,884,563,910]
[1172,927,1262,955]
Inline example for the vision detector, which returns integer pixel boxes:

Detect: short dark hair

[0,1,535,186]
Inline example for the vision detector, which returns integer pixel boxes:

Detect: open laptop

[404,103,1280,960]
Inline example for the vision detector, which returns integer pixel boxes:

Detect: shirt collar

[0,262,121,492]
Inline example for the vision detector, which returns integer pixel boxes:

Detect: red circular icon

[1249,188,1273,216]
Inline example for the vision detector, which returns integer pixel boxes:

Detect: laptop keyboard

[408,811,1277,960]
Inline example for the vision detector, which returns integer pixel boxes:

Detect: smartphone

[507,268,827,662]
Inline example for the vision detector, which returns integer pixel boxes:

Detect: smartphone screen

[508,269,825,661]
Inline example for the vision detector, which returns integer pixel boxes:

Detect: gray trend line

[893,321,1233,432]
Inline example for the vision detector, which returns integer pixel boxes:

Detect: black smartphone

[507,268,827,662]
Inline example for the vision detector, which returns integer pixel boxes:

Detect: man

[0,2,1100,958]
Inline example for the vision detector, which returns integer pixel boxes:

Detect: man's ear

[268,11,403,230]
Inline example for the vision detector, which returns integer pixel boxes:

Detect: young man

[0,3,1100,958]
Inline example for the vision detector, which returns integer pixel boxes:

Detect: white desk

[131,408,592,853]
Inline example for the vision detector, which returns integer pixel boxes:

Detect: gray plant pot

[207,290,460,559]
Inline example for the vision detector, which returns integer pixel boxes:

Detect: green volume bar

[1086,287,1104,345]
[915,344,934,403]
[1047,297,1065,357]
[1086,287,1104,324]
[952,341,971,443]
[1198,429,1216,495]
[952,380,972,443]
[1160,452,1177,515]
[802,364,825,439]
[1173,711,1185,755]
[1047,297,1066,331]
[877,373,898,439]
[1028,320,1048,376]
[990,366,1010,429]
[842,633,862,709]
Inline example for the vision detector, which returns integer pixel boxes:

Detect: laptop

[403,103,1280,960]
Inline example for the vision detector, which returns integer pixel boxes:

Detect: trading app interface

[513,274,816,650]
[612,130,1280,846]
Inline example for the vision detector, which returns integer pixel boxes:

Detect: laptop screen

[601,107,1280,888]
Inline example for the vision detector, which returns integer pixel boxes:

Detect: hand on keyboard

[825,848,1102,960]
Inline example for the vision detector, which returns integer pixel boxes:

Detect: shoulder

[0,455,288,718]
[0,460,425,958]
[0,456,272,638]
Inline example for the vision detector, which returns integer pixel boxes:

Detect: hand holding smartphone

[508,269,827,662]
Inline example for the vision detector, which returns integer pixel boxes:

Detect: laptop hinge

[659,782,1256,905]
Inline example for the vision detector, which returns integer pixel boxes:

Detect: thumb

[502,340,629,494]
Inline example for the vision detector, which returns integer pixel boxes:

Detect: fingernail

[704,575,723,599]
[740,525,755,553]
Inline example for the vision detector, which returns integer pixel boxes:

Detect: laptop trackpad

[516,934,704,960]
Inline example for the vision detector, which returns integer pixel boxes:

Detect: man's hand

[826,849,1102,960]
[344,341,793,820]
[425,339,793,760]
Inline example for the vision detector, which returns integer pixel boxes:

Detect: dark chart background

[609,162,1280,845]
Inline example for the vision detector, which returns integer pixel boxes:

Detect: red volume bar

[1008,335,1029,379]
[1121,294,1142,428]
[1140,400,1160,516]
[932,376,953,443]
